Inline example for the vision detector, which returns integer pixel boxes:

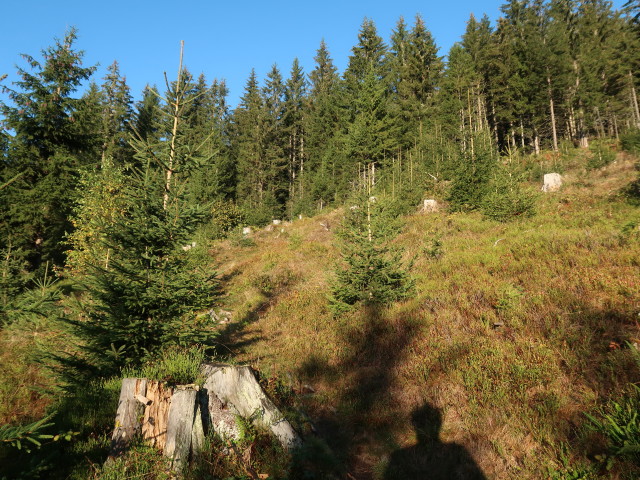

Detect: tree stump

[164,388,198,471]
[108,365,301,472]
[109,378,147,459]
[201,363,301,450]
[141,380,173,450]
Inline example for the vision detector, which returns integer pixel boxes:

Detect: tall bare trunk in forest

[630,72,640,129]
[164,41,184,210]
[547,71,558,152]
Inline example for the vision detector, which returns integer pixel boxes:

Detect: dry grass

[0,151,638,479]
[210,153,640,479]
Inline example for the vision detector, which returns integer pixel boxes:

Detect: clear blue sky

[0,0,628,108]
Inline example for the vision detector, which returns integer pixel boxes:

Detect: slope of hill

[1,149,639,479]
[209,151,640,479]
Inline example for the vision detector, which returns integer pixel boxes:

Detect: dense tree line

[1,0,638,298]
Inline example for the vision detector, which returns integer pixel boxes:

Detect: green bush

[448,147,496,212]
[205,200,245,239]
[620,129,640,155]
[481,167,537,222]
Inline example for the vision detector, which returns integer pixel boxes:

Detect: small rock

[302,384,316,394]
[272,219,282,225]
[242,227,252,235]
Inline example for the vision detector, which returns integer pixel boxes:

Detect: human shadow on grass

[383,404,486,480]
[293,305,488,479]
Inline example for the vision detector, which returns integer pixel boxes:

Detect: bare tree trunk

[547,73,558,152]
[164,41,184,210]
[630,71,640,129]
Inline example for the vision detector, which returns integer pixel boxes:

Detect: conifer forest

[1,1,640,479]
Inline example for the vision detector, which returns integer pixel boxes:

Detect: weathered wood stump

[107,364,301,473]
[164,389,197,471]
[202,363,301,450]
[109,378,147,459]
[141,380,173,450]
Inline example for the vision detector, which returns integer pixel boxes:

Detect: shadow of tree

[294,306,488,479]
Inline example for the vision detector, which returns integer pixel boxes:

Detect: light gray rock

[272,219,282,225]
[542,173,562,192]
[201,363,301,450]
[242,227,252,235]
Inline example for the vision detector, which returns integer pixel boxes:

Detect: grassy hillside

[209,150,640,478]
[1,147,639,479]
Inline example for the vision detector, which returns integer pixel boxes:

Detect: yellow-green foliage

[65,161,127,276]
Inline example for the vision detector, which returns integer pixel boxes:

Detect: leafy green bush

[205,200,245,239]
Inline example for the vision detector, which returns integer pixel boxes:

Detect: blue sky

[0,0,628,108]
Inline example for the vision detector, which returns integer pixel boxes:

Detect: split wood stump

[107,363,300,473]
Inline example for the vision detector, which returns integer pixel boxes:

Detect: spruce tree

[283,58,307,214]
[100,61,134,166]
[67,45,217,376]
[330,195,413,315]
[0,28,96,271]
[233,69,269,223]
[305,40,346,210]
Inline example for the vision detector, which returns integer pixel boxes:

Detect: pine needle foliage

[66,49,219,377]
[330,196,413,315]
[481,164,538,222]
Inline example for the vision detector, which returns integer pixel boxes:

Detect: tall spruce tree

[233,69,269,223]
[305,40,346,210]
[100,61,134,165]
[67,45,217,376]
[283,58,307,213]
[0,28,96,272]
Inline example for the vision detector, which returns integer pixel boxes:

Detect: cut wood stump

[107,364,301,472]
[164,389,197,471]
[141,380,173,450]
[201,363,301,450]
[109,378,147,459]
